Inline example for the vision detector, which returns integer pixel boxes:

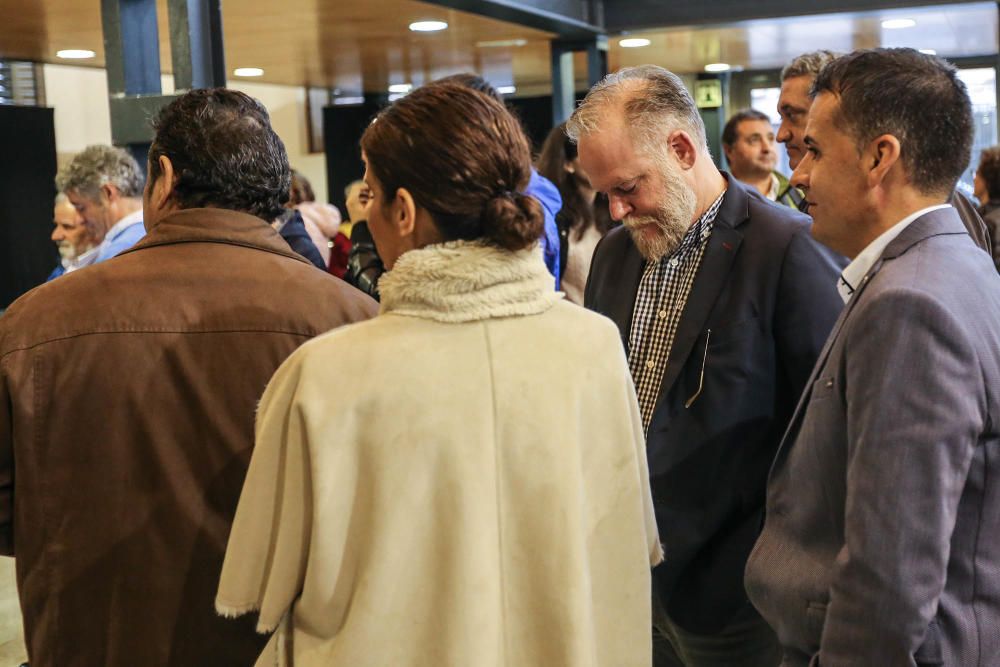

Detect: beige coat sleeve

[623,356,663,567]
[216,351,313,634]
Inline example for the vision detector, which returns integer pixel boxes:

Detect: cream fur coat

[217,240,662,666]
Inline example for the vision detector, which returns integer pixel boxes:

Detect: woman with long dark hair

[536,122,615,304]
[217,83,660,666]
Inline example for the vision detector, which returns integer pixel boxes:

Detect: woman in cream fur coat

[217,82,662,667]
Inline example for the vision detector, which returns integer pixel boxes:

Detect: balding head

[566,65,708,157]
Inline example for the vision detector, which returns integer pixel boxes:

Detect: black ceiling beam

[421,0,604,38]
[604,0,977,32]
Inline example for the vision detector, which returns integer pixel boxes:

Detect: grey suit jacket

[745,207,1000,666]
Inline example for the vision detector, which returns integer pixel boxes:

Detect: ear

[866,134,901,188]
[100,182,119,203]
[393,187,418,237]
[667,130,699,170]
[148,154,176,212]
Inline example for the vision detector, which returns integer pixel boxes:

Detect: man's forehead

[578,124,646,184]
[738,119,774,136]
[780,75,814,106]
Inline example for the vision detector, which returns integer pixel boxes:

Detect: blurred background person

[344,178,385,298]
[55,144,146,263]
[217,82,661,667]
[289,168,353,277]
[722,109,798,208]
[46,192,100,280]
[974,145,1000,267]
[536,122,614,304]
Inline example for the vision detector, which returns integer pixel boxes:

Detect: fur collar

[378,240,561,323]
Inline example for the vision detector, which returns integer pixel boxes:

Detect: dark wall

[0,106,58,310]
[323,99,385,218]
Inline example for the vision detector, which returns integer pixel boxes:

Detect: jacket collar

[378,240,561,323]
[118,207,311,265]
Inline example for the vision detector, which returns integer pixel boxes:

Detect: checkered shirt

[628,193,725,432]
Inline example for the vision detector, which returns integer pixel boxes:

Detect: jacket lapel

[769,206,967,472]
[611,244,646,355]
[656,181,746,400]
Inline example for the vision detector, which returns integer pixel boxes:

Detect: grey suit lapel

[769,206,968,473]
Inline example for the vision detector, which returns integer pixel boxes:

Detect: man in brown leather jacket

[0,89,377,667]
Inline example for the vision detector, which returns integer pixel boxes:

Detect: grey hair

[55,144,144,200]
[781,50,842,83]
[566,65,708,155]
[344,179,365,199]
[54,192,69,205]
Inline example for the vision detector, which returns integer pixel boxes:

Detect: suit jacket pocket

[706,315,759,348]
[914,619,944,666]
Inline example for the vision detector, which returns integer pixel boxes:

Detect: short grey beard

[623,167,697,262]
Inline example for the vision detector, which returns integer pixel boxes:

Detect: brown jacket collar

[121,207,310,266]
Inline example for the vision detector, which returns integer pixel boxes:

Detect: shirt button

[658,309,667,319]
[669,258,679,267]
[646,359,656,370]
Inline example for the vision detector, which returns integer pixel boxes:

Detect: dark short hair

[148,88,290,221]
[722,109,772,147]
[978,146,1000,200]
[812,48,973,196]
[361,83,542,251]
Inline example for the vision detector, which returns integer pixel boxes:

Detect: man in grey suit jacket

[745,48,1000,666]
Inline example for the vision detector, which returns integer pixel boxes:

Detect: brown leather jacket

[0,208,377,666]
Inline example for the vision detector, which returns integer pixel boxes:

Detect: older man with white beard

[572,65,845,667]
[46,193,101,280]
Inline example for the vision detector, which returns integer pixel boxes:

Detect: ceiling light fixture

[56,49,96,59]
[497,85,516,94]
[233,67,264,77]
[388,83,413,94]
[409,20,448,32]
[705,63,731,72]
[881,18,916,29]
[619,38,651,48]
[476,39,528,48]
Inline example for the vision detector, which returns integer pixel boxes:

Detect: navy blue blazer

[585,176,846,634]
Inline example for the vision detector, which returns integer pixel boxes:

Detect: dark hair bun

[481,192,544,251]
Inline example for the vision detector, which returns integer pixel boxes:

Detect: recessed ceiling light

[619,38,651,48]
[881,18,916,29]
[233,67,264,77]
[476,39,528,48]
[919,49,938,55]
[497,85,517,95]
[409,20,448,32]
[705,63,731,73]
[388,83,413,94]
[57,49,95,59]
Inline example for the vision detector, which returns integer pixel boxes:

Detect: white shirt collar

[836,204,951,303]
[105,208,144,242]
[765,173,780,201]
[63,245,100,273]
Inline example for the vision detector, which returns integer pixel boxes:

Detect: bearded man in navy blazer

[745,49,1000,666]
[568,66,845,666]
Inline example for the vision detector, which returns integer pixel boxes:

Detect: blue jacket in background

[526,168,562,289]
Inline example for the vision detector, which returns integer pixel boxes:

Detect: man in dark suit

[567,65,845,666]
[745,48,1000,666]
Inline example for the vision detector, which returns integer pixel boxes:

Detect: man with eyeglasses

[570,65,845,666]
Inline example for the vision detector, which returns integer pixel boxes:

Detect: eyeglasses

[685,328,710,409]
